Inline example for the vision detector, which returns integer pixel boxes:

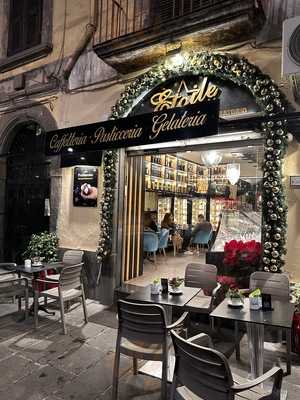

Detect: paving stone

[100,372,163,400]
[0,365,73,399]
[69,322,107,341]
[49,343,105,376]
[85,328,117,354]
[0,343,15,361]
[0,354,39,386]
[57,353,131,400]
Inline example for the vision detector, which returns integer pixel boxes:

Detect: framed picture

[290,176,300,188]
[73,166,98,207]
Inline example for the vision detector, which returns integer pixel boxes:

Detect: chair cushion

[40,287,82,300]
[185,294,212,313]
[0,273,17,282]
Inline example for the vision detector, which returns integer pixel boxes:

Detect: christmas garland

[97,51,288,273]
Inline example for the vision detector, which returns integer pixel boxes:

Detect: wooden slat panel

[122,156,144,281]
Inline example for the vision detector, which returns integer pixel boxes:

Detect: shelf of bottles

[145,154,210,194]
[210,198,239,229]
[157,197,172,226]
[192,199,207,225]
[174,197,188,225]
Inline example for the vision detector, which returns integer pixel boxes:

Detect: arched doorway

[4,122,50,263]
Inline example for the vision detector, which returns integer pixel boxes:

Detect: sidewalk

[0,300,300,400]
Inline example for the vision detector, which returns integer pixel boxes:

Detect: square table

[210,298,294,378]
[15,263,64,315]
[126,285,201,382]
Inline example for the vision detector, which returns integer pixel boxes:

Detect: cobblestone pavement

[0,300,300,400]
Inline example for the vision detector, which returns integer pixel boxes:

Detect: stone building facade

[0,0,300,304]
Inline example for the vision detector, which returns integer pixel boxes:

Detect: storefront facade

[0,1,300,305]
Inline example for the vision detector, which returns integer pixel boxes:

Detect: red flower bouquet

[222,240,262,288]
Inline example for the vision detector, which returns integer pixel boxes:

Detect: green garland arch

[97,51,289,273]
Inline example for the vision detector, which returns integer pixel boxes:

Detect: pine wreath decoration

[97,51,288,273]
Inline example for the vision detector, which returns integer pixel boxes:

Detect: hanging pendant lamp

[226,163,240,185]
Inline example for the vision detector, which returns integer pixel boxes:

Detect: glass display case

[212,210,261,251]
[174,197,187,226]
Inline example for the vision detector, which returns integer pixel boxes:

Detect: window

[7,0,43,56]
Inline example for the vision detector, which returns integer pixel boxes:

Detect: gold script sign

[150,77,220,112]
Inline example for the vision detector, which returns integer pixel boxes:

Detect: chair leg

[235,321,240,361]
[34,290,39,330]
[112,336,121,400]
[286,328,291,375]
[153,252,157,266]
[133,357,138,375]
[163,248,166,257]
[18,296,21,312]
[59,296,67,335]
[170,375,178,400]
[161,344,168,400]
[24,288,29,321]
[81,286,88,324]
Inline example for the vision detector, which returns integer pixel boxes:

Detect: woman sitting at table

[144,211,158,232]
[161,213,183,253]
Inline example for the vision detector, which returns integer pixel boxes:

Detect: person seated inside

[187,214,212,252]
[144,211,158,232]
[161,213,183,253]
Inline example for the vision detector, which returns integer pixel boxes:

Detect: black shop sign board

[46,100,219,155]
[73,166,98,207]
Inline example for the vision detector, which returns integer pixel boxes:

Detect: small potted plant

[227,288,244,307]
[150,278,161,295]
[169,277,184,295]
[249,288,262,310]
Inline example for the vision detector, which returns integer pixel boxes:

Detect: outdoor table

[210,298,294,379]
[126,285,201,382]
[15,263,64,315]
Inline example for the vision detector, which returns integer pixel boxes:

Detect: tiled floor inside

[128,251,206,286]
[0,298,300,400]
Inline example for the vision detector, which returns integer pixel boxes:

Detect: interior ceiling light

[226,163,240,185]
[201,151,222,167]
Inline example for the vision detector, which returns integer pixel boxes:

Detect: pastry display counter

[211,210,261,252]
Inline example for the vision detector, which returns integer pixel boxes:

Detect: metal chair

[34,263,88,334]
[191,230,212,252]
[143,231,159,264]
[0,263,29,320]
[158,228,169,257]
[112,300,187,400]
[170,330,284,400]
[46,250,84,282]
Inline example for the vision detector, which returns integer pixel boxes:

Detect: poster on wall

[73,166,98,207]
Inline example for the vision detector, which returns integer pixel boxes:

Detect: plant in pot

[150,278,161,295]
[23,231,59,264]
[249,288,262,310]
[227,288,244,307]
[169,277,184,294]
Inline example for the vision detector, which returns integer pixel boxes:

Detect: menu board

[73,166,98,207]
